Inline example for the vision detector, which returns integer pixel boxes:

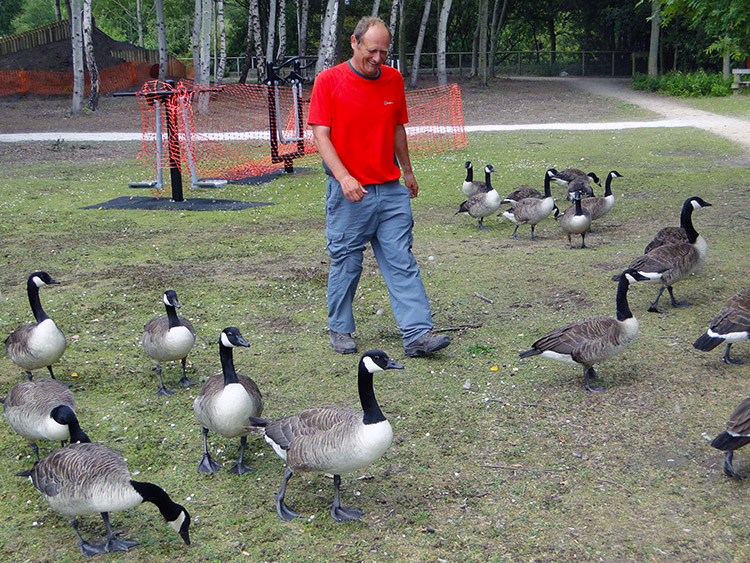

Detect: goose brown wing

[711,301,750,335]
[533,317,618,358]
[5,323,36,355]
[628,243,692,274]
[644,227,688,253]
[265,407,359,451]
[5,379,74,409]
[726,397,750,436]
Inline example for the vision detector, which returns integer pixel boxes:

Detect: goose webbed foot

[155,385,175,397]
[176,374,198,388]
[228,461,256,475]
[666,286,690,308]
[197,453,220,474]
[71,519,107,556]
[583,368,605,393]
[105,537,139,553]
[329,474,363,522]
[723,451,744,479]
[723,344,744,365]
[275,468,299,521]
[476,219,489,231]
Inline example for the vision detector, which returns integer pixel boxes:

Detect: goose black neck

[484,169,493,191]
[27,278,49,323]
[358,364,386,425]
[574,196,584,216]
[679,201,699,243]
[50,406,91,443]
[543,172,552,197]
[465,165,473,182]
[130,480,182,520]
[220,343,240,385]
[165,304,181,329]
[603,174,614,197]
[615,276,635,321]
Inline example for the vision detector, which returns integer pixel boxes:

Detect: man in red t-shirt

[308,16,450,358]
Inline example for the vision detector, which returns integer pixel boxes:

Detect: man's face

[350,24,390,77]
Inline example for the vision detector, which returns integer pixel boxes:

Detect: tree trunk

[470,10,479,76]
[155,0,168,81]
[398,0,406,74]
[315,0,338,75]
[408,0,432,88]
[136,0,144,47]
[489,0,508,78]
[251,0,265,81]
[478,0,488,85]
[371,0,381,17]
[297,0,309,57]
[54,0,62,21]
[548,17,555,65]
[200,0,212,85]
[82,0,99,111]
[648,0,660,76]
[387,0,399,66]
[277,0,287,61]
[722,48,731,80]
[239,2,254,83]
[70,0,84,113]
[192,0,201,80]
[215,0,227,84]
[436,0,453,86]
[266,0,277,64]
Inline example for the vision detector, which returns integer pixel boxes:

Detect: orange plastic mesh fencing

[134,79,466,190]
[0,61,178,96]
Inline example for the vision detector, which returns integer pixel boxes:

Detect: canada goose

[693,289,750,364]
[30,442,191,555]
[560,190,592,248]
[565,172,599,201]
[456,164,500,230]
[4,378,90,474]
[248,349,403,521]
[193,327,263,475]
[580,170,623,223]
[5,272,66,381]
[501,185,542,205]
[614,196,711,313]
[550,167,591,187]
[710,396,750,479]
[461,161,491,197]
[142,289,197,396]
[502,168,558,240]
[519,269,649,392]
[644,196,713,254]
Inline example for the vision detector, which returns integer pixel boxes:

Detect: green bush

[632,70,732,97]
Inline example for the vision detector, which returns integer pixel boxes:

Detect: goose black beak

[386,359,404,370]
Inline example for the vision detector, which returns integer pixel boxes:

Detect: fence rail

[0,20,71,56]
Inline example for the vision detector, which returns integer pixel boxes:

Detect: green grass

[676,91,750,119]
[0,125,749,561]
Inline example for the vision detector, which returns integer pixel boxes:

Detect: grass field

[0,121,748,562]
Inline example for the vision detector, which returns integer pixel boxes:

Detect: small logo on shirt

[384,101,394,105]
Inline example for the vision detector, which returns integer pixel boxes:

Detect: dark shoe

[404,331,451,357]
[330,330,357,354]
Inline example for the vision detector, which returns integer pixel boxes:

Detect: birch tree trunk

[70,0,84,113]
[648,0,660,76]
[155,0,168,81]
[371,0,381,17]
[82,0,99,110]
[266,0,277,64]
[436,0,453,86]
[408,0,432,88]
[315,0,338,75]
[470,11,479,76]
[398,0,406,75]
[192,0,201,80]
[200,0,212,85]
[277,0,287,61]
[215,0,227,84]
[388,0,399,65]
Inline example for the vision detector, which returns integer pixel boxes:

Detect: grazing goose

[502,168,558,240]
[248,349,403,522]
[550,167,591,187]
[710,396,750,479]
[565,172,599,201]
[193,327,263,475]
[644,196,713,254]
[693,289,750,365]
[501,185,542,205]
[614,196,711,313]
[456,164,500,230]
[461,161,490,197]
[560,190,592,248]
[4,378,90,474]
[5,271,66,381]
[142,289,197,396]
[519,268,649,392]
[30,441,191,556]
[581,170,623,223]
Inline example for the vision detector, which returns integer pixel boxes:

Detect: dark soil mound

[0,27,138,72]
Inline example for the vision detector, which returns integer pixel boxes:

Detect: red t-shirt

[308,61,409,186]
